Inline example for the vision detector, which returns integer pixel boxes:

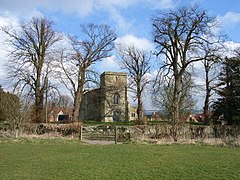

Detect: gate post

[79,124,82,141]
[115,126,117,144]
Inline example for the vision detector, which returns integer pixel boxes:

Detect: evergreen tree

[212,57,240,125]
[0,87,20,126]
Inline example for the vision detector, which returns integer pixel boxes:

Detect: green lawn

[0,139,240,179]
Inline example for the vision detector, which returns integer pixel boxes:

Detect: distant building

[144,111,163,121]
[81,72,137,122]
[186,113,206,123]
[129,106,137,121]
[48,107,73,122]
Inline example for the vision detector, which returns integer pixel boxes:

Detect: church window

[113,93,120,104]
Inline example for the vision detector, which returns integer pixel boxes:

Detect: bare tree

[152,5,219,139]
[1,17,61,123]
[152,71,196,120]
[201,46,222,123]
[58,24,116,121]
[234,47,240,57]
[117,45,151,124]
[48,94,73,108]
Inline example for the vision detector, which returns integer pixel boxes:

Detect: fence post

[129,129,131,141]
[115,126,117,144]
[15,129,19,138]
[79,124,82,141]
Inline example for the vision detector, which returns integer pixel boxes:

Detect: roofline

[100,71,127,76]
[83,88,101,95]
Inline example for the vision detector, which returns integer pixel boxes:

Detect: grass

[0,138,240,179]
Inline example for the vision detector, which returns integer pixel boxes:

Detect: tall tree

[0,86,20,128]
[58,24,116,121]
[201,46,222,123]
[152,5,219,139]
[212,56,240,125]
[152,71,196,120]
[1,17,61,123]
[117,45,151,124]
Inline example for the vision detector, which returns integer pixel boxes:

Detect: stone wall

[126,124,240,143]
[81,89,101,121]
[3,123,239,145]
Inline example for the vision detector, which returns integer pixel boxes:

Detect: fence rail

[81,126,130,143]
[1,123,240,143]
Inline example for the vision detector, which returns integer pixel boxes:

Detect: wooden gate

[80,125,130,144]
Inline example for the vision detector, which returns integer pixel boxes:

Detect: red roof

[194,114,205,122]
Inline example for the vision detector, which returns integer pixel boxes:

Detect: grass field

[0,138,240,179]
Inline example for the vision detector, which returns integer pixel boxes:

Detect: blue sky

[1,0,240,72]
[39,0,240,41]
[46,0,240,41]
[0,0,240,109]
[1,0,240,38]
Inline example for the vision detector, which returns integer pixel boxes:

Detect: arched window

[113,93,120,104]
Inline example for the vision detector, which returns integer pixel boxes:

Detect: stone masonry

[81,72,134,122]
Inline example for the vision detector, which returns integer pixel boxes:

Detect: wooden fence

[80,125,130,144]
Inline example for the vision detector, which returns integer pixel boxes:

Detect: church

[80,71,137,122]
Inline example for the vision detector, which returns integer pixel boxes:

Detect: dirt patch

[82,139,118,145]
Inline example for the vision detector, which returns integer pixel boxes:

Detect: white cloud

[0,0,177,19]
[0,12,19,27]
[194,76,205,87]
[223,41,240,57]
[220,11,240,28]
[0,0,177,37]
[149,0,177,9]
[109,8,133,33]
[193,60,204,71]
[44,0,95,17]
[0,13,20,79]
[0,0,94,18]
[96,55,121,73]
[98,0,138,8]
[98,0,176,9]
[116,34,154,51]
[224,41,240,50]
[0,49,7,78]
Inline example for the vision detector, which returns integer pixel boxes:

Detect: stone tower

[100,72,129,122]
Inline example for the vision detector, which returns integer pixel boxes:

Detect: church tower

[100,72,129,122]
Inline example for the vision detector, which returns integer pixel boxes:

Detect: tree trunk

[136,81,144,125]
[72,70,86,122]
[203,66,210,124]
[72,91,82,122]
[35,90,44,123]
[203,87,210,124]
[137,94,143,125]
[171,76,181,141]
[34,70,44,123]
